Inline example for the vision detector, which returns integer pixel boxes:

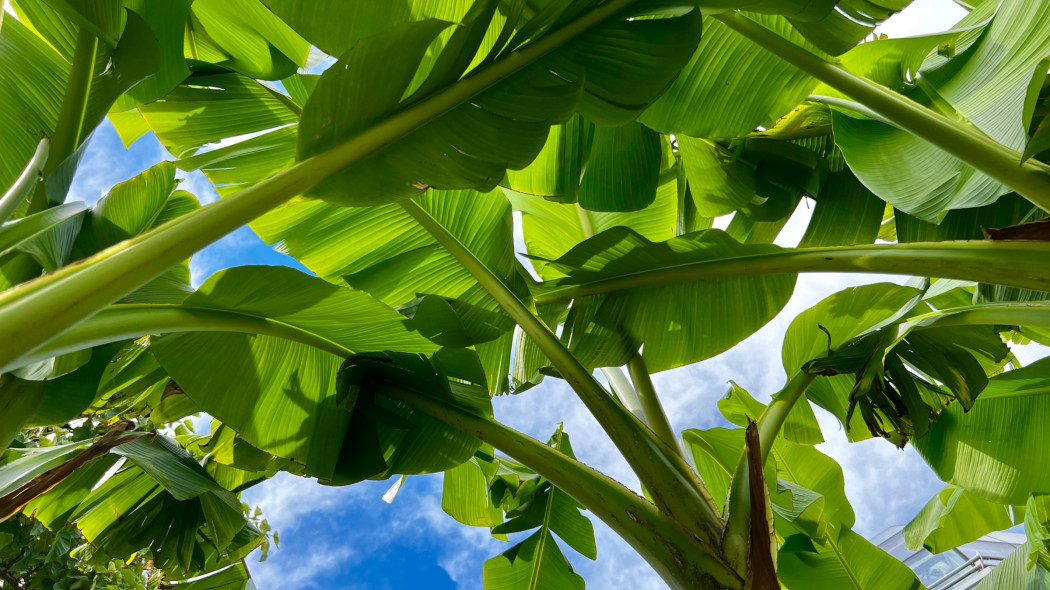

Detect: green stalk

[382,385,743,590]
[713,11,1050,214]
[534,240,1050,305]
[0,139,49,224]
[29,28,98,213]
[627,354,682,458]
[722,372,816,576]
[400,199,725,544]
[901,302,1050,333]
[575,203,682,460]
[600,366,646,418]
[0,0,643,371]
[8,304,354,372]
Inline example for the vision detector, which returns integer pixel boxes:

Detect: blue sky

[60,1,1047,588]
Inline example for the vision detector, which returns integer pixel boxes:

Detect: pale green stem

[400,198,726,544]
[30,28,97,213]
[722,372,817,576]
[902,303,1050,333]
[627,354,682,458]
[0,139,49,224]
[534,240,1050,305]
[600,366,646,419]
[0,0,643,371]
[12,304,353,371]
[808,94,897,128]
[382,385,743,590]
[714,11,1050,214]
[575,203,682,459]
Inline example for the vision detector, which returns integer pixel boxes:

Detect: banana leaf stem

[576,203,682,461]
[627,354,682,458]
[714,11,1050,214]
[10,304,355,372]
[383,385,743,590]
[400,198,726,545]
[534,240,1050,305]
[722,372,817,576]
[901,302,1050,333]
[0,0,642,371]
[0,139,49,224]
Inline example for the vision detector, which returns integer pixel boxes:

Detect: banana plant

[5,0,1050,587]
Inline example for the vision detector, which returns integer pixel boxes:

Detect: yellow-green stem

[534,240,1050,305]
[383,385,743,590]
[400,198,725,544]
[627,353,682,457]
[0,0,643,370]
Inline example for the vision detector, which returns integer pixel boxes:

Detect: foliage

[2,0,1050,588]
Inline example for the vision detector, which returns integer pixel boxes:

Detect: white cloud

[875,0,967,38]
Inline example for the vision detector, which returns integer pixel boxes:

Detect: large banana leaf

[5,2,162,204]
[260,0,476,58]
[778,525,925,590]
[533,227,795,371]
[0,17,69,194]
[132,73,300,157]
[974,542,1050,589]
[503,117,666,211]
[509,161,678,281]
[291,0,701,207]
[149,265,439,480]
[641,14,823,138]
[699,0,913,55]
[913,357,1050,505]
[252,188,528,345]
[902,484,1012,554]
[832,0,1050,221]
[73,161,200,304]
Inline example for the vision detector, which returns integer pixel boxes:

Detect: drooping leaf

[778,525,925,590]
[783,283,923,438]
[508,160,678,281]
[902,484,1013,554]
[296,2,700,206]
[189,0,310,80]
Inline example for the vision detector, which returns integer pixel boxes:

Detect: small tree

[2,0,1050,587]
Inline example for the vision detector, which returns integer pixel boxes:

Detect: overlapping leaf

[902,484,1013,554]
[534,227,795,371]
[913,357,1050,505]
[151,265,440,480]
[832,0,1050,220]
